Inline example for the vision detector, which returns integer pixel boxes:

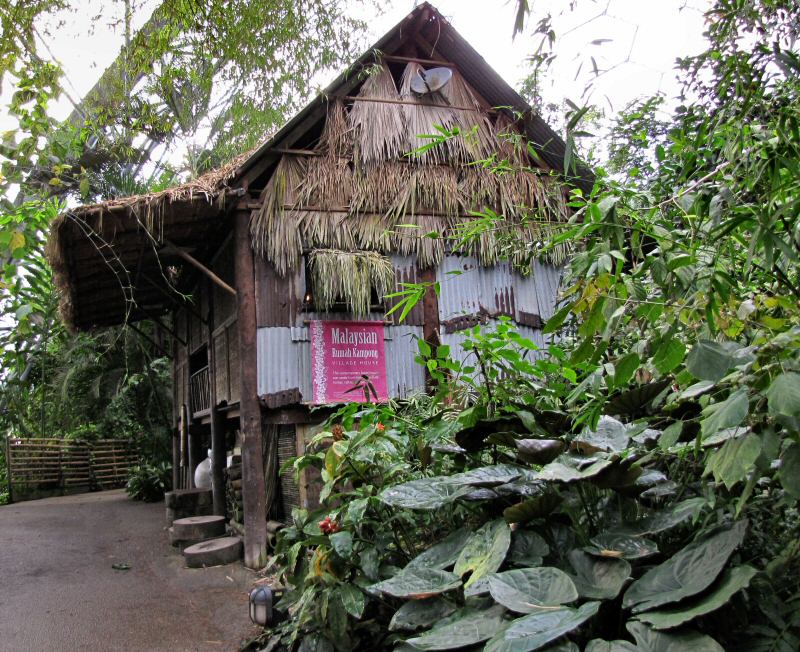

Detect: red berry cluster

[318,516,340,534]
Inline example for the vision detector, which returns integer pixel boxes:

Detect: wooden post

[171,427,179,492]
[233,209,268,569]
[180,404,189,489]
[418,266,442,390]
[5,436,13,504]
[188,423,198,489]
[207,284,226,517]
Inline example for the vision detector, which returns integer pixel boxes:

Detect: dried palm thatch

[308,249,395,316]
[251,62,573,291]
[318,99,352,158]
[251,155,307,276]
[390,212,447,268]
[299,210,357,251]
[349,64,406,167]
[459,166,499,213]
[298,155,353,209]
[298,100,354,209]
[351,161,410,214]
[400,62,497,165]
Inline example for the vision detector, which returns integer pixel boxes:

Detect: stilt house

[47,3,589,568]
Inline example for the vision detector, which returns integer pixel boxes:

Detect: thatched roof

[47,152,249,330]
[48,2,592,331]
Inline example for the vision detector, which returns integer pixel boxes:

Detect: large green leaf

[516,439,566,465]
[404,604,508,650]
[626,621,724,652]
[612,352,641,389]
[573,416,630,453]
[635,565,756,629]
[704,433,761,489]
[568,549,631,599]
[338,583,366,618]
[504,494,563,524]
[389,598,456,632]
[586,533,658,560]
[622,520,747,613]
[618,497,706,536]
[454,519,512,589]
[508,530,550,567]
[450,464,525,487]
[700,389,749,439]
[585,640,637,652]
[370,566,461,599]
[779,442,800,499]
[380,478,471,510]
[686,340,735,381]
[407,529,473,570]
[484,567,578,613]
[653,337,686,374]
[606,380,671,416]
[536,456,616,483]
[766,372,800,418]
[484,601,601,652]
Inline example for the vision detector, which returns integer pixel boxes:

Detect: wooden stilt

[234,209,269,569]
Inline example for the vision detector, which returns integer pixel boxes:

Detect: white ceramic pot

[194,449,212,488]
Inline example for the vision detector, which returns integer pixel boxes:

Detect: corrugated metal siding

[436,255,563,322]
[257,324,425,400]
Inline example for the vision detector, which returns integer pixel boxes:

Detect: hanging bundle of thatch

[298,100,354,210]
[299,210,357,251]
[348,65,407,167]
[308,249,395,315]
[251,155,307,276]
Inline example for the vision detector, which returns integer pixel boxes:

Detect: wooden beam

[163,241,237,297]
[379,53,453,67]
[340,95,496,113]
[234,208,269,569]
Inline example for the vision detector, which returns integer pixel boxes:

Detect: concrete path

[0,490,262,651]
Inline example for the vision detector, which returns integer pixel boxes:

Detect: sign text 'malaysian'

[330,327,378,347]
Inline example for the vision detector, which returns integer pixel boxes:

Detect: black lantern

[249,586,273,627]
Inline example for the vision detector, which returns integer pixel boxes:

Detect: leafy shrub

[125,461,172,502]
[256,314,800,651]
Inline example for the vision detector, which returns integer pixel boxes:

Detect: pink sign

[310,320,388,404]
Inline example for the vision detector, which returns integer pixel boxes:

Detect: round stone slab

[171,515,226,543]
[184,536,243,568]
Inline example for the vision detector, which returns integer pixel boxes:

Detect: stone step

[167,527,218,551]
[164,488,213,525]
[170,515,226,545]
[184,536,243,568]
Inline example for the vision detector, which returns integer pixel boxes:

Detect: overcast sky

[2,0,710,154]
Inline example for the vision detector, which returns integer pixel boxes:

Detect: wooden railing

[189,365,211,415]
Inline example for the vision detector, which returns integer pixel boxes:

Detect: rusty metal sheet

[436,255,562,325]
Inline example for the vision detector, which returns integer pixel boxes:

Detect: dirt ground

[0,489,262,651]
